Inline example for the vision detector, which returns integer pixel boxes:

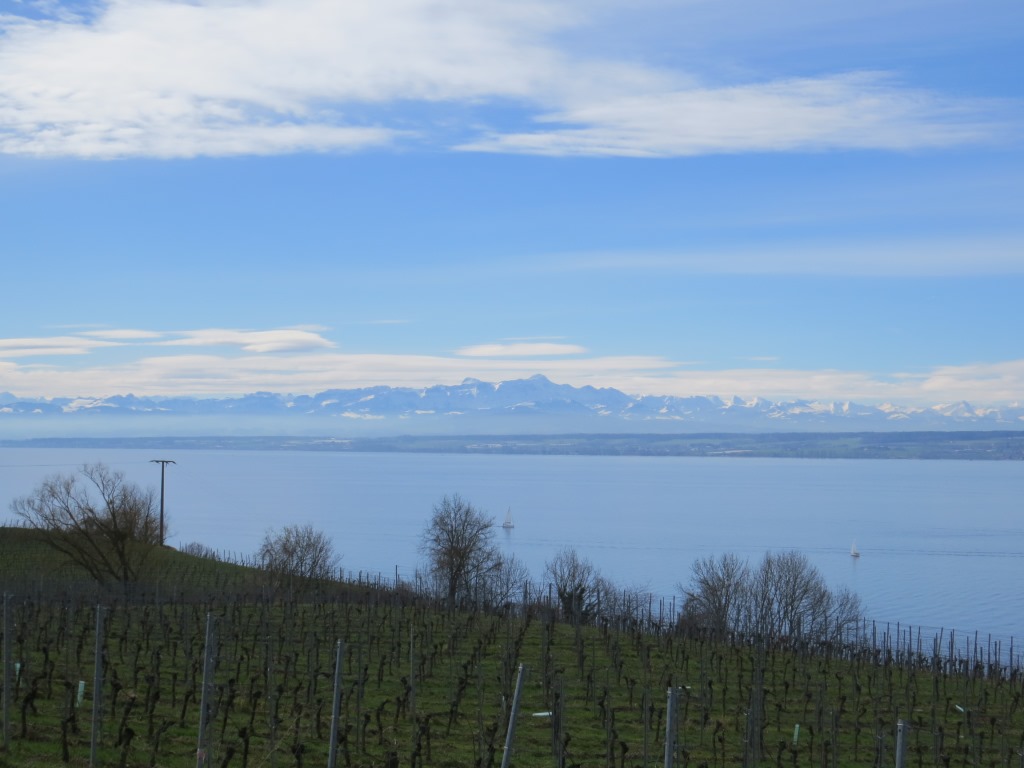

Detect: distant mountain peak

[1,375,1022,437]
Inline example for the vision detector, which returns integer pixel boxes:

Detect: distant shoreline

[3,431,1024,460]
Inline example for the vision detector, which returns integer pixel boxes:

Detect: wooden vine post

[89,605,105,768]
[500,664,526,768]
[328,639,345,768]
[196,613,217,768]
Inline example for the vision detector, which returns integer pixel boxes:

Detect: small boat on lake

[850,541,860,558]
[502,508,514,529]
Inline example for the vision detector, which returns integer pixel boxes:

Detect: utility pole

[150,459,175,546]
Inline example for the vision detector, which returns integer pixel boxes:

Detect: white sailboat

[502,508,514,529]
[850,540,860,558]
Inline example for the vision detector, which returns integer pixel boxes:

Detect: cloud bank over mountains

[3,326,1024,409]
[2,375,1021,438]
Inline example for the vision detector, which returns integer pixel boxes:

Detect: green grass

[0,526,266,597]
[1,528,1022,767]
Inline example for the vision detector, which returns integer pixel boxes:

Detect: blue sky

[0,0,1022,406]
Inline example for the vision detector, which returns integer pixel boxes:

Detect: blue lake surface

[1,447,1022,644]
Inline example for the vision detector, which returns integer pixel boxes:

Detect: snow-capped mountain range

[1,375,1022,436]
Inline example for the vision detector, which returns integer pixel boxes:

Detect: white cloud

[0,0,1010,158]
[0,0,569,158]
[0,335,119,357]
[0,328,336,359]
[156,328,336,353]
[457,342,587,356]
[914,360,1024,404]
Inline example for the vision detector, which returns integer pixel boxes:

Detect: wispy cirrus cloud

[0,335,119,357]
[0,327,335,358]
[459,72,1009,157]
[155,328,336,354]
[0,0,1011,159]
[533,234,1024,277]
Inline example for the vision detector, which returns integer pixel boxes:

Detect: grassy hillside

[0,526,268,597]
[0,528,1022,767]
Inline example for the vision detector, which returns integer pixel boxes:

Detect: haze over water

[2,448,1022,645]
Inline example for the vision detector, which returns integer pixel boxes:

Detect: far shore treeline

[3,430,1024,459]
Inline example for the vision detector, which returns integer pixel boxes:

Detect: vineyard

[1,530,1023,767]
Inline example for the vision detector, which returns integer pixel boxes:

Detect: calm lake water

[2,447,1022,643]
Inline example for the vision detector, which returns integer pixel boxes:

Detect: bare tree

[10,463,161,589]
[487,553,531,608]
[544,547,601,623]
[679,552,750,637]
[259,524,340,589]
[748,550,831,640]
[180,541,220,560]
[419,493,500,607]
[680,550,862,644]
[821,585,863,643]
